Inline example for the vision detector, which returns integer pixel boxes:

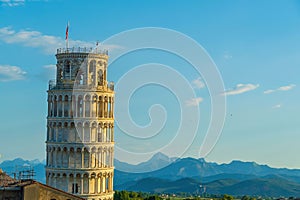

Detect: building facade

[45,47,115,200]
[0,180,85,200]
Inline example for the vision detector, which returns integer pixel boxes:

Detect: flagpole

[65,21,69,50]
[66,38,68,49]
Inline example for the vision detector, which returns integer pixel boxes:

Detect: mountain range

[0,158,46,183]
[2,153,300,197]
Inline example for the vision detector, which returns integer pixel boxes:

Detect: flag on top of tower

[65,22,69,40]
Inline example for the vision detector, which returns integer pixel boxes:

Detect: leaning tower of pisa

[45,47,115,200]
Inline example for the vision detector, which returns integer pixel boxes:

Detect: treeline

[113,191,235,200]
[114,191,265,200]
[114,191,162,200]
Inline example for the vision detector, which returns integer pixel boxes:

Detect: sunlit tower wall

[46,47,115,200]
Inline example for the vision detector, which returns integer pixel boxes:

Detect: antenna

[14,165,36,181]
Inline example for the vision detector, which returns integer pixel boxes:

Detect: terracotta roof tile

[0,169,17,186]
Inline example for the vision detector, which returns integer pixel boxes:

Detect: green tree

[222,194,234,200]
[114,191,130,200]
[129,191,139,198]
[242,196,250,200]
[144,195,162,200]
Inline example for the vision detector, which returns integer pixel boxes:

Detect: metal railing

[56,47,108,55]
[48,79,114,91]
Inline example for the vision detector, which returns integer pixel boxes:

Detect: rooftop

[0,169,17,187]
[0,170,84,199]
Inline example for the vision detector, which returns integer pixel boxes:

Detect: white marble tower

[46,47,115,200]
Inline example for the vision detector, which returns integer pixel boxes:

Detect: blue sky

[0,0,300,169]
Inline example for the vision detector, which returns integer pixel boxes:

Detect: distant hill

[115,155,300,186]
[115,152,177,173]
[114,153,300,197]
[2,153,300,197]
[120,176,300,197]
[216,175,300,197]
[124,177,201,194]
[114,153,177,173]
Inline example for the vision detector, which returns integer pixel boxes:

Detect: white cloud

[0,26,122,54]
[272,104,282,109]
[1,0,24,7]
[263,89,275,94]
[43,64,56,69]
[223,52,233,60]
[223,83,259,96]
[0,27,63,54]
[264,84,296,94]
[192,77,205,89]
[185,97,203,107]
[0,65,26,81]
[1,0,50,7]
[278,84,296,91]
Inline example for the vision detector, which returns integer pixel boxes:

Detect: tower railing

[57,47,108,55]
[48,79,114,91]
